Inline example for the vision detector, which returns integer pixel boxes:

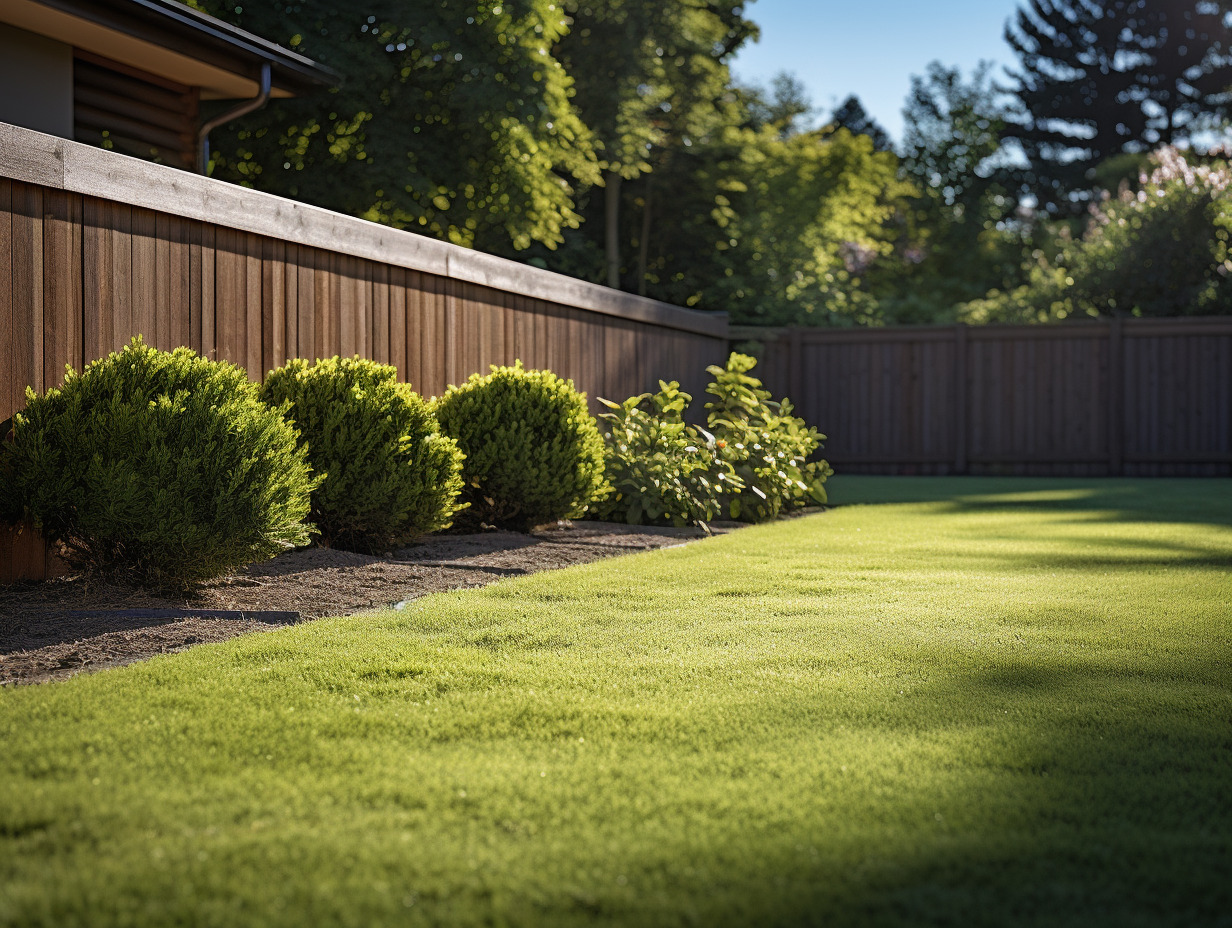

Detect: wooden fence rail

[757,319,1232,477]
[0,123,729,582]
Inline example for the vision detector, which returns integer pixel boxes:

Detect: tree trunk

[637,180,653,297]
[604,171,623,289]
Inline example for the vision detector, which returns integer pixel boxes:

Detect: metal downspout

[196,62,272,174]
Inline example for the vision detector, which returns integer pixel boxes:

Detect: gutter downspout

[196,62,272,174]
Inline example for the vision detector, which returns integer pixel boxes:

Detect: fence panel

[0,125,728,581]
[761,320,1232,477]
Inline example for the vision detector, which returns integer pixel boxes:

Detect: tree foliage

[962,146,1232,321]
[826,95,892,151]
[532,70,911,325]
[186,0,1232,327]
[193,0,599,251]
[1003,0,1232,212]
[550,0,756,285]
[865,62,1028,323]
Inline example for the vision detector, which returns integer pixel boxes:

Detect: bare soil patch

[0,522,722,686]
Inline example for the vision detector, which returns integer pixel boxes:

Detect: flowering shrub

[962,146,1232,321]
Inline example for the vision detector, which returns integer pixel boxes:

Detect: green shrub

[592,381,742,531]
[705,353,832,522]
[1,337,317,586]
[961,146,1232,323]
[260,357,464,552]
[0,417,20,525]
[433,362,607,531]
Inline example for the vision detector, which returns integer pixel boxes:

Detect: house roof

[0,0,337,99]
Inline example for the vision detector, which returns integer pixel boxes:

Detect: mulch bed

[0,521,723,687]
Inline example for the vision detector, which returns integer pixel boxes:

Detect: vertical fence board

[130,208,157,347]
[42,190,82,391]
[11,183,44,405]
[262,236,285,374]
[198,223,215,358]
[0,180,13,421]
[373,262,391,366]
[213,226,245,369]
[761,322,1232,475]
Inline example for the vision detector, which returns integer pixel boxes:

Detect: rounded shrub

[433,362,608,531]
[261,356,464,552]
[2,337,318,586]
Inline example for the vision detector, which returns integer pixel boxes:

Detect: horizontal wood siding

[0,179,727,582]
[761,321,1232,477]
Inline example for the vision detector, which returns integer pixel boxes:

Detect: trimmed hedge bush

[260,357,465,552]
[0,337,317,585]
[433,362,607,531]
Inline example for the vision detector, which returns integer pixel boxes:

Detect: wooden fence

[757,319,1232,477]
[0,122,729,581]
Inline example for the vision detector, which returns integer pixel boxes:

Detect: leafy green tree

[628,119,910,325]
[867,61,1027,323]
[554,0,756,286]
[1003,0,1232,212]
[744,73,815,138]
[191,0,599,251]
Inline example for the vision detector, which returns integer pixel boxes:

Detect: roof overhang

[0,0,337,99]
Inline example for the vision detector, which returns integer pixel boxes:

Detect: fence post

[1108,317,1124,476]
[954,324,968,474]
[788,328,804,405]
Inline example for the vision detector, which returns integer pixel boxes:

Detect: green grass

[1,476,1229,927]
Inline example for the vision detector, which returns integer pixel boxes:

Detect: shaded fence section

[758,320,1232,477]
[0,123,729,581]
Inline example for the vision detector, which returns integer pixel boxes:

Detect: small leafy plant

[592,381,742,531]
[1,337,318,586]
[705,353,831,522]
[433,362,608,531]
[261,356,465,553]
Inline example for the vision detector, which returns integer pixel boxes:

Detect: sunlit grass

[0,476,1229,927]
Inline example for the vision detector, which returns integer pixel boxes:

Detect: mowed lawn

[1,477,1229,927]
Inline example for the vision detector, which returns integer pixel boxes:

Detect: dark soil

[0,522,722,686]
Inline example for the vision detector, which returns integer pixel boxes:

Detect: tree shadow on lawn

[952,533,1232,572]
[687,651,1231,928]
[828,476,1232,532]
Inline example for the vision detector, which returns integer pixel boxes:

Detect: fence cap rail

[0,120,729,339]
[742,317,1232,344]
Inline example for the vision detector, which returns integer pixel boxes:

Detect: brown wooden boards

[760,321,1232,476]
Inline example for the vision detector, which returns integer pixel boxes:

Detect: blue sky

[730,0,1024,143]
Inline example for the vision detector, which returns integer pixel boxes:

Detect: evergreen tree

[1004,0,1232,212]
[827,95,892,151]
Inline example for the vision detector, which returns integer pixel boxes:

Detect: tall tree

[745,73,815,138]
[189,0,599,252]
[826,95,892,151]
[1003,0,1232,212]
[554,0,756,287]
[874,61,1026,320]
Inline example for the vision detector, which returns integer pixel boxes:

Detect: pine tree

[827,95,892,151]
[1004,0,1232,212]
